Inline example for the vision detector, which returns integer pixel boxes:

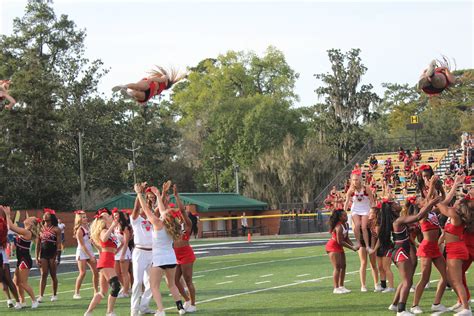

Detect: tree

[313,49,380,162]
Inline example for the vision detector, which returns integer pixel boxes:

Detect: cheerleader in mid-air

[418,57,455,96]
[112,67,185,104]
[0,80,16,110]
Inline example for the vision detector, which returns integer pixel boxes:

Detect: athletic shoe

[50,295,58,302]
[397,311,415,316]
[382,287,395,293]
[410,286,415,293]
[450,303,464,313]
[454,309,473,316]
[410,306,423,314]
[73,294,81,299]
[388,304,398,312]
[361,286,368,292]
[178,308,186,315]
[84,313,93,316]
[139,308,156,315]
[21,302,27,308]
[118,292,129,298]
[431,304,448,312]
[333,288,343,294]
[7,299,14,308]
[374,284,383,292]
[120,89,134,100]
[425,281,430,289]
[31,301,39,309]
[37,296,44,303]
[112,85,126,92]
[154,311,166,316]
[185,305,197,313]
[14,302,22,310]
[339,287,351,293]
[106,313,117,316]
[426,60,437,77]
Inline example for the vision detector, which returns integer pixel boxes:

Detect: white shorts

[115,247,132,261]
[351,209,369,216]
[76,246,95,261]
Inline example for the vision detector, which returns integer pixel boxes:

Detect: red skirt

[97,251,115,269]
[446,241,469,260]
[325,239,343,253]
[417,239,442,258]
[174,245,196,265]
[464,233,474,261]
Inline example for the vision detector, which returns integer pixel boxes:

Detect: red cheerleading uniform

[416,212,442,258]
[173,232,196,265]
[325,223,347,253]
[140,79,167,103]
[97,234,119,269]
[392,226,410,264]
[422,68,450,95]
[445,220,468,260]
[15,236,33,270]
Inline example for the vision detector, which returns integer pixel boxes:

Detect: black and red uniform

[392,226,410,264]
[140,80,167,103]
[15,236,32,270]
[40,226,58,259]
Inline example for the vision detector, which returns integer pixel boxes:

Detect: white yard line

[216,281,233,285]
[297,274,310,277]
[225,274,239,278]
[0,287,95,303]
[255,281,271,285]
[193,275,205,278]
[260,274,274,278]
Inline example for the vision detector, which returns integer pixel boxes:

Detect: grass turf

[1,243,470,315]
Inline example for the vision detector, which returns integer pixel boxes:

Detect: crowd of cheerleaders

[326,171,474,316]
[0,182,197,316]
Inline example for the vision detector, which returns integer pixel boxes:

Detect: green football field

[1,243,471,316]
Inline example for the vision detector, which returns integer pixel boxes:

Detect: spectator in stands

[414,147,422,161]
[365,171,373,186]
[344,179,351,193]
[444,174,454,192]
[404,155,413,176]
[393,172,401,188]
[449,153,460,172]
[398,147,406,162]
[369,155,378,170]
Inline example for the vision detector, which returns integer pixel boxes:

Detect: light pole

[78,131,86,209]
[126,140,140,184]
[233,161,240,194]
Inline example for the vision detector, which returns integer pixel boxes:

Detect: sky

[0,0,473,107]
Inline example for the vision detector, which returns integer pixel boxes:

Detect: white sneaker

[7,299,14,308]
[106,313,117,316]
[450,303,464,312]
[388,304,398,312]
[383,287,395,293]
[410,306,423,314]
[425,281,430,289]
[410,286,415,293]
[14,302,22,310]
[37,296,44,303]
[21,302,27,308]
[50,295,58,302]
[31,301,39,309]
[431,304,448,312]
[84,313,93,316]
[73,293,81,299]
[339,287,351,293]
[374,284,383,292]
[154,311,166,316]
[333,287,343,294]
[178,308,186,315]
[185,305,197,313]
[454,309,473,316]
[139,308,156,315]
[361,286,368,292]
[397,311,415,316]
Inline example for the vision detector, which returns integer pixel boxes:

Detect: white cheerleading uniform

[130,214,153,314]
[114,227,132,261]
[350,188,371,216]
[151,227,177,268]
[75,226,95,260]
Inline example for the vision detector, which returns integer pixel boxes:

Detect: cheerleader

[112,67,185,104]
[173,185,197,312]
[417,165,446,200]
[326,209,359,294]
[73,210,99,299]
[0,206,21,309]
[36,208,62,302]
[134,182,186,316]
[84,209,121,316]
[0,80,16,110]
[418,58,455,96]
[410,193,448,314]
[112,208,132,297]
[437,176,473,316]
[379,197,439,316]
[2,206,40,309]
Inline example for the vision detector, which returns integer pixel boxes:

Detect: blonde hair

[148,66,185,88]
[73,213,83,239]
[162,213,182,241]
[27,217,41,240]
[90,218,106,246]
[458,199,474,228]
